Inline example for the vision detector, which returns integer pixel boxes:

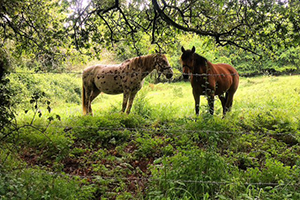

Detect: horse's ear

[191,46,195,53]
[181,46,185,53]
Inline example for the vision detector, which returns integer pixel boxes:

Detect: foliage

[0,48,15,138]
[177,33,300,76]
[8,70,82,109]
[1,0,70,71]
[148,149,230,199]
[0,164,95,200]
[63,0,300,56]
[2,0,300,73]
[2,73,300,199]
[0,88,93,200]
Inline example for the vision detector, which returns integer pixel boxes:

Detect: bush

[8,71,82,108]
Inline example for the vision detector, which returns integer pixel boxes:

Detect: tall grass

[2,74,300,199]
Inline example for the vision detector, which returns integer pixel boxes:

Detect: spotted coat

[82,54,173,115]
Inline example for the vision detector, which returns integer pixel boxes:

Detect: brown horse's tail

[82,82,87,115]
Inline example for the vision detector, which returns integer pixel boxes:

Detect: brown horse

[180,46,239,116]
[82,54,173,115]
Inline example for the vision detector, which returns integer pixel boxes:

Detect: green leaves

[47,115,60,122]
[2,0,300,72]
[1,0,72,71]
[27,90,61,124]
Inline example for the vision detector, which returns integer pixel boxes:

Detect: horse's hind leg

[83,85,92,115]
[219,93,227,116]
[207,94,215,115]
[224,92,234,115]
[84,86,100,116]
[122,92,129,113]
[83,87,93,115]
[89,89,100,116]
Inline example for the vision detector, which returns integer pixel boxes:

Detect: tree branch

[96,0,119,15]
[152,0,215,37]
[1,13,42,50]
[97,13,115,45]
[152,0,264,55]
[218,39,260,56]
[151,11,158,44]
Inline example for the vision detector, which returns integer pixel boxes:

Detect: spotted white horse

[82,54,173,115]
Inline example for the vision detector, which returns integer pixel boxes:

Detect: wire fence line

[1,122,298,142]
[1,122,293,142]
[8,71,300,77]
[8,163,300,188]
[42,172,293,187]
[14,97,300,112]
[9,70,238,77]
[46,124,298,138]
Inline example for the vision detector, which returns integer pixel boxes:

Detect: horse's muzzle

[166,73,173,79]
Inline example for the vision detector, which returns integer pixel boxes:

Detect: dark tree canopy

[69,0,299,53]
[1,0,299,66]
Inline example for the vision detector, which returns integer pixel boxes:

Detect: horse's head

[180,46,195,80]
[154,54,173,79]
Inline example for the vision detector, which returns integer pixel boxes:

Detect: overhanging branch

[151,0,261,55]
[96,0,119,15]
[152,0,215,37]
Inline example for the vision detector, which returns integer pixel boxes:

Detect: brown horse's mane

[192,53,208,73]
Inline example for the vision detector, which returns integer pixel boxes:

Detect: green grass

[43,76,300,120]
[1,74,300,199]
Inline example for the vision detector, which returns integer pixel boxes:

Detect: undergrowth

[1,75,300,199]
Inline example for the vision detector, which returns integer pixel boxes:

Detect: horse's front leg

[122,92,129,113]
[126,92,137,114]
[193,89,200,116]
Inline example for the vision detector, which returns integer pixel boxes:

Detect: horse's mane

[193,53,207,68]
[126,54,156,70]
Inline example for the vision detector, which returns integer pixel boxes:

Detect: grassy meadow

[1,73,300,199]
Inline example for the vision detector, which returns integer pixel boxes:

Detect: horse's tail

[82,80,87,115]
